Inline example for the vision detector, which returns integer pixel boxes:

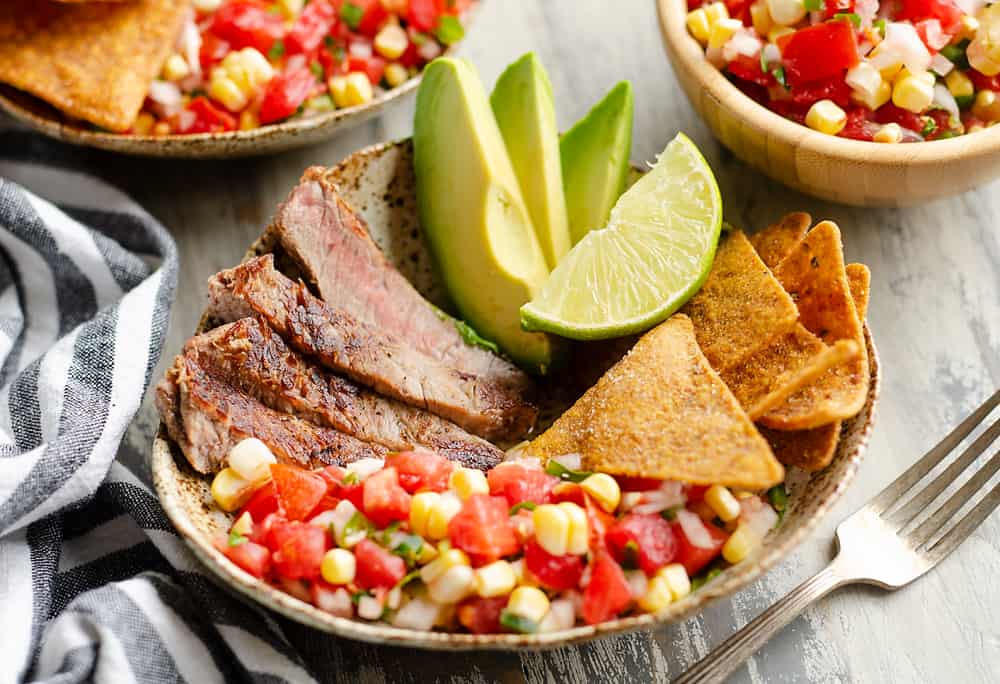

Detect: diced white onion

[706,46,726,68]
[884,22,932,73]
[357,595,384,620]
[346,458,385,481]
[625,570,649,600]
[393,597,441,631]
[314,586,353,617]
[175,109,196,132]
[551,453,582,471]
[147,80,182,117]
[539,598,577,633]
[931,53,955,77]
[933,83,960,120]
[740,497,780,538]
[417,40,442,61]
[308,509,340,529]
[846,62,882,98]
[723,30,762,62]
[855,0,879,27]
[632,481,686,515]
[762,43,781,68]
[180,14,203,79]
[349,41,374,59]
[285,54,308,72]
[955,0,986,15]
[329,499,358,544]
[921,19,949,51]
[677,509,714,549]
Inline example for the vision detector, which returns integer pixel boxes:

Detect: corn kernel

[708,18,743,49]
[873,122,903,143]
[420,548,470,585]
[805,99,847,135]
[163,53,190,82]
[239,109,259,131]
[429,565,476,604]
[580,473,621,513]
[321,548,357,585]
[660,563,692,601]
[704,485,742,522]
[449,467,489,500]
[945,69,975,98]
[231,511,254,537]
[722,522,761,564]
[766,0,805,28]
[132,112,155,136]
[192,0,221,11]
[749,2,773,37]
[972,89,1000,122]
[151,121,172,136]
[968,38,1000,76]
[768,25,795,44]
[703,2,730,24]
[417,540,438,565]
[894,67,935,86]
[277,0,304,18]
[209,75,248,112]
[637,574,673,613]
[475,560,517,598]
[384,62,409,88]
[345,72,374,105]
[850,80,891,110]
[732,490,755,500]
[410,491,440,538]
[387,585,402,610]
[868,41,904,80]
[558,502,589,556]
[892,74,935,113]
[509,558,537,587]
[374,23,409,60]
[239,48,276,88]
[210,467,255,512]
[686,8,712,45]
[533,504,571,556]
[958,15,980,42]
[329,75,350,107]
[506,586,550,624]
[228,438,276,483]
[426,492,463,540]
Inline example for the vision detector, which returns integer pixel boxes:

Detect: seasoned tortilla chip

[759,221,869,430]
[0,0,189,131]
[682,230,798,372]
[759,257,871,471]
[527,314,784,491]
[749,212,812,269]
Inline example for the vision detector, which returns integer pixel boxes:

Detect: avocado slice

[413,58,556,372]
[490,53,571,270]
[560,81,634,244]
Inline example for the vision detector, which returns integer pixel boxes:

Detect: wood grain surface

[101,0,1000,681]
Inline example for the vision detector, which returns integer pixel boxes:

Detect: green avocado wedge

[560,81,634,244]
[490,53,571,270]
[413,58,556,372]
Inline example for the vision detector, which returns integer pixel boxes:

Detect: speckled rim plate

[0,6,479,160]
[151,139,881,649]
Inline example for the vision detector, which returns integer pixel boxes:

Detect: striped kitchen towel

[0,133,317,684]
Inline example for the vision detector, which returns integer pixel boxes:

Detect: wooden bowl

[656,0,1000,207]
[0,7,477,160]
[151,139,881,648]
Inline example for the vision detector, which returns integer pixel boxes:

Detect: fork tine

[904,448,1000,549]
[922,479,1000,567]
[885,416,1000,528]
[869,389,1000,515]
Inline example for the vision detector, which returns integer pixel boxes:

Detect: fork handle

[674,562,849,684]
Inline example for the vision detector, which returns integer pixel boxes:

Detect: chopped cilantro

[228,529,248,547]
[621,540,640,569]
[833,12,861,27]
[920,117,938,138]
[342,471,359,486]
[660,506,681,521]
[324,35,336,49]
[760,49,769,74]
[340,1,363,30]
[941,40,970,70]
[268,40,285,60]
[690,564,725,591]
[773,66,787,88]
[342,510,374,544]
[544,459,593,483]
[397,569,422,587]
[310,61,325,80]
[391,534,425,565]
[956,94,974,110]
[435,15,465,45]
[351,590,370,604]
[500,609,539,634]
[803,0,822,10]
[305,94,335,112]
[510,501,538,515]
[767,483,788,522]
[873,18,887,37]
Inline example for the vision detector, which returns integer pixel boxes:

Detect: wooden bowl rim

[150,139,883,649]
[656,0,1000,165]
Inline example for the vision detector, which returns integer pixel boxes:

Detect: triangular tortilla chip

[682,230,798,372]
[0,0,188,131]
[759,221,869,430]
[760,261,871,471]
[527,314,784,491]
[749,212,811,269]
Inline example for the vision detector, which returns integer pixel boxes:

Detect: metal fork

[675,388,1000,684]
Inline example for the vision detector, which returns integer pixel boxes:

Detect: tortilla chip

[846,263,871,321]
[724,329,860,420]
[526,314,784,491]
[682,230,799,372]
[758,221,869,430]
[749,212,812,269]
[0,0,189,131]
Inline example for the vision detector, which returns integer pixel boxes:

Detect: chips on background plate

[0,0,189,132]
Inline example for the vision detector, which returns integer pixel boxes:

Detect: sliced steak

[206,255,537,441]
[271,169,534,395]
[185,317,503,470]
[156,356,386,474]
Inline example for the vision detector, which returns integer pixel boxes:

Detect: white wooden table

[110,0,1000,681]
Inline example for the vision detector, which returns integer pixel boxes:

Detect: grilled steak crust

[206,255,537,441]
[271,170,535,396]
[156,356,386,474]
[185,318,503,470]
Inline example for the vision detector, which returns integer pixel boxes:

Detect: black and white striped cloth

[0,133,320,684]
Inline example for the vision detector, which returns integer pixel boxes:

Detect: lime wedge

[519,133,722,340]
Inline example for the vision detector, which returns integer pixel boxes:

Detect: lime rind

[519,133,722,340]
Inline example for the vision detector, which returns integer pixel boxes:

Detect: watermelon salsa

[686,0,1000,141]
[131,0,473,135]
[210,438,784,633]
